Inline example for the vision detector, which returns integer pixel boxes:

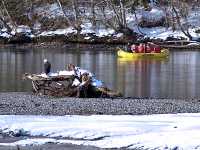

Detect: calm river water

[0,44,200,98]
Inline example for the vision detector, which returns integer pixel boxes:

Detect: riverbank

[0,142,101,150]
[0,92,200,115]
[1,92,200,150]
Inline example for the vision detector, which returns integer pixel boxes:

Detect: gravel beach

[1,92,200,150]
[0,92,200,115]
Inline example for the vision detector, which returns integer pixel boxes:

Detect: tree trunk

[56,0,72,26]
[1,0,16,33]
[91,0,96,26]
[172,5,192,40]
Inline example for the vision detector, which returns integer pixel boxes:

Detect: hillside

[0,0,200,44]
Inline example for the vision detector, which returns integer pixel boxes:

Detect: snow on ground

[1,4,200,40]
[0,28,11,38]
[35,3,64,18]
[133,26,200,40]
[95,28,115,37]
[81,22,115,37]
[182,8,200,27]
[1,114,200,149]
[141,8,165,23]
[16,25,31,34]
[81,22,95,34]
[0,32,11,38]
[39,27,77,36]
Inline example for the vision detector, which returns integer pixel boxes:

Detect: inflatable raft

[117,48,169,58]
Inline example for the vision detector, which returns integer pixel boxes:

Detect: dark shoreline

[0,92,200,116]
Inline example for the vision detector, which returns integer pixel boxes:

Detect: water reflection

[0,46,200,99]
[117,50,200,98]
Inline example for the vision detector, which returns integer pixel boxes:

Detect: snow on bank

[35,3,64,18]
[1,114,200,149]
[133,26,200,41]
[39,27,77,36]
[141,8,165,23]
[81,22,115,37]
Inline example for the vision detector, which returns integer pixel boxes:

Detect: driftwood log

[23,73,122,98]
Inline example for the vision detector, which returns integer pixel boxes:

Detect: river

[0,44,200,99]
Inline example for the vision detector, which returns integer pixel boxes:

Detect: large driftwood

[23,73,122,98]
[24,73,77,97]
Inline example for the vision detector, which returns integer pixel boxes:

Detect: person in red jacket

[154,45,161,53]
[138,43,145,53]
[147,42,161,53]
[145,43,152,53]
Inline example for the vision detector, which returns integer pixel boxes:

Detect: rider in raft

[131,42,161,53]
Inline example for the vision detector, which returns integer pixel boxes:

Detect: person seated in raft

[146,43,152,53]
[138,43,145,53]
[147,42,161,53]
[131,44,139,53]
[131,44,136,53]
[126,42,132,52]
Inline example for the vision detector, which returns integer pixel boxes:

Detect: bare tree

[171,0,192,40]
[91,0,96,26]
[0,0,16,33]
[55,0,72,26]
[95,0,135,36]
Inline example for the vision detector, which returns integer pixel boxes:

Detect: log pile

[23,73,122,98]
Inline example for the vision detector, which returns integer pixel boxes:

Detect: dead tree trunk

[172,5,192,40]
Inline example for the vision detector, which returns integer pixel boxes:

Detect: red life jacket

[134,45,139,53]
[146,45,151,53]
[154,46,161,53]
[138,45,145,53]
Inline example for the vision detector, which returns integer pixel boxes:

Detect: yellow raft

[117,48,169,58]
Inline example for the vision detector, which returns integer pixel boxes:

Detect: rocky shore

[0,92,200,115]
[0,143,101,150]
[1,92,200,150]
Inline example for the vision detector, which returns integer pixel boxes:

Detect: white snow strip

[81,22,95,34]
[1,114,200,149]
[0,32,11,38]
[35,3,64,18]
[39,27,77,36]
[96,28,115,37]
[0,138,56,146]
[133,26,200,40]
[142,8,165,22]
[16,25,31,33]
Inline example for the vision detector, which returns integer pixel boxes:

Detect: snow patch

[133,26,200,40]
[39,27,77,36]
[0,32,11,38]
[16,25,31,33]
[1,114,200,149]
[81,22,95,34]
[114,33,123,38]
[35,3,64,18]
[84,36,91,40]
[96,28,115,37]
[142,8,165,23]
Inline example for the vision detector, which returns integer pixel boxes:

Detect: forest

[0,0,200,44]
